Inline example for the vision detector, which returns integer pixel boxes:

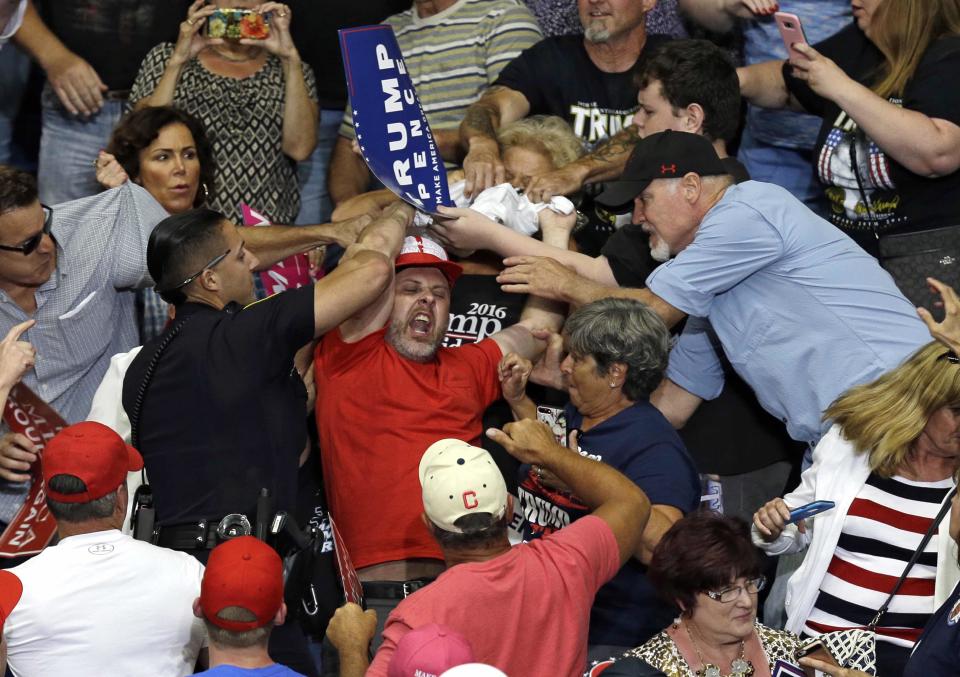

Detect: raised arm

[310,202,411,338]
[134,1,219,110]
[459,86,531,198]
[13,0,107,116]
[677,0,779,34]
[328,136,372,206]
[247,3,317,161]
[789,42,960,177]
[488,418,651,565]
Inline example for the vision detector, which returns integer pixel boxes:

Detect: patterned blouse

[129,43,317,225]
[522,0,688,38]
[624,622,801,676]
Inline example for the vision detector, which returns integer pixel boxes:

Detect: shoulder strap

[869,484,957,628]
[129,315,194,452]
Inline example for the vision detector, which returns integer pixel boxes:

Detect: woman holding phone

[127,0,317,226]
[752,341,960,674]
[738,0,960,258]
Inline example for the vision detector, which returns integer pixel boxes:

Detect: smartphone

[788,500,835,524]
[797,638,839,677]
[774,12,808,62]
[207,8,270,40]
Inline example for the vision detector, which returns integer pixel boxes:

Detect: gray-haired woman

[501,297,702,661]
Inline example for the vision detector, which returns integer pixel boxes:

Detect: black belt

[154,514,253,551]
[361,578,434,601]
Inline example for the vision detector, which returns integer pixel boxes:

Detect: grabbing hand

[325,603,377,654]
[918,277,960,354]
[787,43,851,102]
[45,51,107,117]
[753,497,803,542]
[486,418,560,466]
[172,0,221,66]
[523,165,588,204]
[94,151,129,189]
[497,256,579,301]
[430,206,500,252]
[462,141,505,199]
[498,352,532,403]
[530,329,565,390]
[0,433,38,483]
[245,3,298,61]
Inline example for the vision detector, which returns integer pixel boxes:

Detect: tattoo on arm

[462,86,509,139]
[589,126,641,167]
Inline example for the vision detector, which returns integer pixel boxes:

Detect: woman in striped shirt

[752,341,960,675]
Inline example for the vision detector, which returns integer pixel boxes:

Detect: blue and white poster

[339,25,452,214]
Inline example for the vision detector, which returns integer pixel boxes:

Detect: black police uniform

[121,284,318,675]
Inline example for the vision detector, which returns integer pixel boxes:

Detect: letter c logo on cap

[462,491,478,510]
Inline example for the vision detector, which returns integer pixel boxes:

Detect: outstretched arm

[488,419,651,564]
[311,202,412,338]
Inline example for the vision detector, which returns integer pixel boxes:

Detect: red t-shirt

[367,516,621,677]
[314,326,503,568]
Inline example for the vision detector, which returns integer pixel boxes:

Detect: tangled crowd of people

[0,0,959,676]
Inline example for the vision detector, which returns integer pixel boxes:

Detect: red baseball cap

[395,235,462,286]
[200,536,283,632]
[42,422,143,503]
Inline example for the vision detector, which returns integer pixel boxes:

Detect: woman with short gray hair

[500,297,701,661]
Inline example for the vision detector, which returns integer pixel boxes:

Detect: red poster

[329,515,364,607]
[0,384,66,557]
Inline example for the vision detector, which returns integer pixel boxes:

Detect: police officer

[121,202,411,675]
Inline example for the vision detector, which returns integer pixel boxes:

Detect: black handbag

[878,224,960,312]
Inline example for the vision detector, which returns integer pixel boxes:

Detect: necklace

[684,621,754,677]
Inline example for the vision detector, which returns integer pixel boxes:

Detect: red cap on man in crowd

[42,421,143,503]
[395,235,463,286]
[200,536,284,632]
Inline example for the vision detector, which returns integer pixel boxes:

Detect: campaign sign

[339,25,452,213]
[240,203,321,295]
[0,384,66,557]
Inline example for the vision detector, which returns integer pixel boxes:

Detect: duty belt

[361,578,434,601]
[153,513,252,550]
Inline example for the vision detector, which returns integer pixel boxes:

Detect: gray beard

[385,318,443,362]
[584,23,611,43]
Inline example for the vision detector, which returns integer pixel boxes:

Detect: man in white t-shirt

[0,421,206,676]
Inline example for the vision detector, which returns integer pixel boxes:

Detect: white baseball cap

[419,439,508,533]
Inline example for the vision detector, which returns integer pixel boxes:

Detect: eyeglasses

[0,205,53,255]
[939,350,960,364]
[163,249,231,291]
[704,576,766,603]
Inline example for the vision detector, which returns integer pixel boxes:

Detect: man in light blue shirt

[499,131,929,445]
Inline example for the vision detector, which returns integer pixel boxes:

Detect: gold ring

[187,18,195,25]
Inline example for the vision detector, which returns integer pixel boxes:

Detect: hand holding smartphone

[787,500,835,524]
[207,8,271,40]
[774,12,809,62]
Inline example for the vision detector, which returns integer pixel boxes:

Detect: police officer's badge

[948,598,960,626]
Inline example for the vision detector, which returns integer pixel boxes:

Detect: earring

[200,182,210,205]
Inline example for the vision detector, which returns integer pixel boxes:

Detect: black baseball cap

[595,131,728,208]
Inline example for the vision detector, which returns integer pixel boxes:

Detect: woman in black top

[738,0,960,257]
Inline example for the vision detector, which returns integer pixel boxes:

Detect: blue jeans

[0,45,30,166]
[37,87,124,205]
[737,125,829,219]
[294,108,343,225]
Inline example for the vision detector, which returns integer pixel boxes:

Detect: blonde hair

[870,0,960,98]
[497,115,585,169]
[824,342,960,477]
